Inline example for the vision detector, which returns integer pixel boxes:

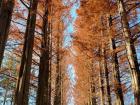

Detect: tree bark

[107,15,124,104]
[54,31,61,105]
[99,52,105,105]
[117,0,140,104]
[109,37,124,105]
[0,0,14,68]
[48,22,52,105]
[100,19,112,105]
[36,0,51,105]
[91,82,96,105]
[90,59,97,105]
[101,48,112,105]
[14,0,38,105]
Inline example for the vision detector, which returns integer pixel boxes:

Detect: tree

[0,0,15,68]
[14,0,38,105]
[54,24,62,105]
[117,0,140,104]
[36,0,52,105]
[109,34,124,105]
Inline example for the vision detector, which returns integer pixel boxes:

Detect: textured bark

[101,48,112,105]
[36,44,50,105]
[107,17,124,104]
[92,87,96,105]
[100,19,111,105]
[48,3,52,105]
[99,54,105,105]
[36,0,51,105]
[0,0,14,68]
[90,60,97,105]
[48,22,52,105]
[91,82,96,105]
[14,0,38,105]
[61,67,64,105]
[109,37,124,105]
[117,0,140,104]
[54,30,61,105]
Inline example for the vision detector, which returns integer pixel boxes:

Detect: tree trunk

[90,60,97,105]
[91,83,96,105]
[117,0,140,104]
[107,15,124,104]
[101,48,112,105]
[61,67,64,105]
[54,28,61,105]
[0,0,14,68]
[109,37,124,105]
[14,0,38,105]
[36,0,51,105]
[48,22,52,105]
[99,54,105,105]
[100,18,112,105]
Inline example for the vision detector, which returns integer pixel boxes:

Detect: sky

[62,0,80,105]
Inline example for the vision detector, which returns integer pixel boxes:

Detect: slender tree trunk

[54,58,61,105]
[36,41,50,105]
[109,37,124,105]
[117,0,140,104]
[99,54,105,105]
[91,82,96,105]
[54,29,61,105]
[100,18,112,105]
[14,0,38,105]
[107,15,124,105]
[0,0,14,68]
[48,22,52,105]
[101,48,112,105]
[90,60,97,105]
[61,64,64,105]
[36,1,51,105]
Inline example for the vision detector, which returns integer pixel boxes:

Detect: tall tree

[99,57,105,105]
[14,0,38,105]
[109,35,124,105]
[107,13,124,105]
[0,0,15,68]
[90,67,97,105]
[36,0,52,105]
[117,0,140,104]
[101,48,112,105]
[101,17,112,105]
[54,27,62,105]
